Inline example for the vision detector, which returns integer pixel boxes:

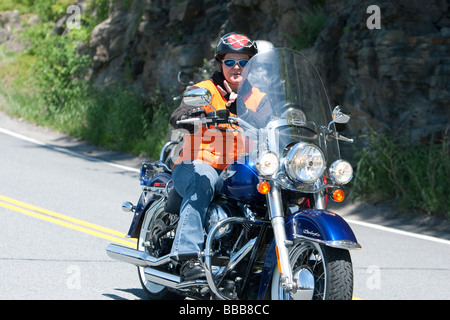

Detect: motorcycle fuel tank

[221,161,265,204]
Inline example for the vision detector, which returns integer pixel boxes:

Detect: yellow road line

[0,195,127,238]
[0,195,136,247]
[0,196,364,299]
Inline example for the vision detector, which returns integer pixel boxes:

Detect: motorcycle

[106,48,360,300]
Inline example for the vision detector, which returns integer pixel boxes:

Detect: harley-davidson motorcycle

[106,48,360,300]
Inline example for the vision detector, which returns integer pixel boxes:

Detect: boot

[180,259,206,281]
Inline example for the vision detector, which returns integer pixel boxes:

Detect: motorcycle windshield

[236,48,340,166]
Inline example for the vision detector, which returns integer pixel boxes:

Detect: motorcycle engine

[205,199,261,268]
[205,201,234,239]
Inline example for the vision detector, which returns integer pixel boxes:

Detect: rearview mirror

[182,88,212,107]
[328,105,351,130]
[332,105,350,124]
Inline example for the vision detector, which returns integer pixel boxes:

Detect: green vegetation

[353,131,450,219]
[0,0,35,13]
[0,0,176,159]
[1,1,448,219]
[285,3,326,51]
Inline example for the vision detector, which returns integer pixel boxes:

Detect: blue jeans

[170,160,222,258]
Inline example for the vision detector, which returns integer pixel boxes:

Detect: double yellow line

[0,194,137,247]
[0,195,364,299]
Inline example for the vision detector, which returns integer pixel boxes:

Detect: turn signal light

[332,189,345,202]
[257,181,271,194]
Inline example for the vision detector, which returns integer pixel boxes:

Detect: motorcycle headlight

[285,143,325,183]
[256,151,279,176]
[329,160,353,185]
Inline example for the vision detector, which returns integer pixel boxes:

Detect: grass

[285,3,327,50]
[0,46,175,159]
[352,131,450,220]
[0,2,177,159]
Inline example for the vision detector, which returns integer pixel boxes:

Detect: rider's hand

[181,107,206,120]
[217,80,237,107]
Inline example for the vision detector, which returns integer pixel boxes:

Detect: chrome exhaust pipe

[106,244,171,267]
[144,267,207,289]
[144,267,181,288]
[107,244,207,290]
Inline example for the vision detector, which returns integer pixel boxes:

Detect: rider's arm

[240,95,272,128]
[170,90,206,133]
[169,101,196,128]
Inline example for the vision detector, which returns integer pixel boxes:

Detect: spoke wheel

[137,204,180,299]
[271,241,353,300]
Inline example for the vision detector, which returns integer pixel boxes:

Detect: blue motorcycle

[107,48,360,300]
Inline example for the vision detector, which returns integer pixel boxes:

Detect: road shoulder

[2,109,449,242]
[0,109,147,170]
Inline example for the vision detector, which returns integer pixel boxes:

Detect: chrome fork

[267,183,297,291]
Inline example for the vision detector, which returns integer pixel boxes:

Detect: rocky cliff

[3,0,449,146]
[315,0,449,145]
[86,0,449,145]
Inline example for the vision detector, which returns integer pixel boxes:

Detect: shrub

[285,4,327,51]
[1,2,177,160]
[352,131,450,219]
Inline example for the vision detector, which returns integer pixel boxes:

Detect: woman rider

[169,33,270,280]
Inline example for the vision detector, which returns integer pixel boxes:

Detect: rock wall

[315,0,450,144]
[86,0,326,93]
[0,10,40,52]
[86,0,449,145]
[2,0,449,146]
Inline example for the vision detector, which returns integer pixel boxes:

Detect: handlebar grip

[176,117,203,125]
[337,135,354,143]
[326,130,354,143]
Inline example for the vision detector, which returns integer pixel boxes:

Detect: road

[0,114,449,300]
[0,117,145,299]
[345,216,450,299]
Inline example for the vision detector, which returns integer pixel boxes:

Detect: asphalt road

[0,112,449,300]
[0,127,146,299]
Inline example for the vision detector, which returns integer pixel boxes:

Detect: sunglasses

[222,59,249,68]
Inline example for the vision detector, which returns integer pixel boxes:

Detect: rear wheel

[137,203,180,299]
[271,241,353,300]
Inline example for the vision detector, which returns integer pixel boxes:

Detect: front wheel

[271,241,353,300]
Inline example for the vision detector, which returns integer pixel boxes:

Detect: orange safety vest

[176,79,265,170]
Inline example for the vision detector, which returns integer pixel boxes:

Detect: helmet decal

[215,32,258,61]
[223,34,253,48]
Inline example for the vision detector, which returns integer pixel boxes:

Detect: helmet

[215,33,258,62]
[254,40,274,54]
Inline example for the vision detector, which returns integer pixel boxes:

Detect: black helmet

[215,33,258,62]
